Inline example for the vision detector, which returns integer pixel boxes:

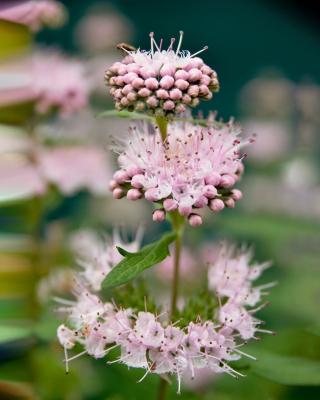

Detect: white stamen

[190,46,208,58]
[176,30,184,54]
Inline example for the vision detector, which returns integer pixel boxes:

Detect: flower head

[110,117,251,225]
[105,31,219,117]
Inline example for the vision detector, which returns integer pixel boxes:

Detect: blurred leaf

[250,350,320,386]
[0,102,34,126]
[102,232,176,289]
[0,20,31,59]
[98,109,153,121]
[0,380,36,400]
[0,325,32,343]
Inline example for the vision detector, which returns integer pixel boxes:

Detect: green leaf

[250,350,320,386]
[97,109,154,121]
[0,20,31,59]
[102,232,176,289]
[0,325,32,343]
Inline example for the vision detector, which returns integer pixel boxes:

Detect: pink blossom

[0,1,66,32]
[208,243,272,306]
[111,117,250,224]
[0,52,89,117]
[38,146,111,196]
[105,31,219,116]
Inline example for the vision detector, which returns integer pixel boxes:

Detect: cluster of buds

[110,117,252,226]
[104,31,219,117]
[57,243,272,392]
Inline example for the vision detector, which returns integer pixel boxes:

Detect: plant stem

[157,378,168,400]
[170,214,183,318]
[155,116,184,400]
[155,115,168,142]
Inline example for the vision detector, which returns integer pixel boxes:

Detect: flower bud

[109,179,118,191]
[127,92,137,102]
[225,198,235,208]
[113,188,124,199]
[175,79,189,90]
[123,72,138,84]
[160,76,175,90]
[220,175,236,188]
[122,84,133,95]
[146,96,159,108]
[138,88,151,97]
[169,88,182,100]
[188,213,203,227]
[209,198,225,212]
[113,170,129,184]
[152,209,166,222]
[188,68,202,82]
[127,188,142,200]
[231,189,243,201]
[163,198,178,211]
[145,77,159,90]
[163,100,175,111]
[132,78,144,89]
[145,188,159,201]
[175,104,186,113]
[156,89,169,99]
[194,196,208,208]
[175,69,189,80]
[188,85,200,97]
[131,174,145,188]
[203,185,218,198]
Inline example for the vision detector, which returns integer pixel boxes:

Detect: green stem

[156,211,184,400]
[155,115,168,142]
[157,378,168,400]
[170,211,184,318]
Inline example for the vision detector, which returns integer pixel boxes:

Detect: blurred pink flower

[0,52,89,117]
[0,0,66,31]
[0,157,45,201]
[38,146,112,196]
[155,246,197,282]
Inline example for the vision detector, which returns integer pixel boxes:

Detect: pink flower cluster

[0,52,89,117]
[31,53,89,116]
[0,0,66,32]
[110,118,251,226]
[0,145,112,200]
[208,243,275,340]
[57,243,272,391]
[105,32,219,117]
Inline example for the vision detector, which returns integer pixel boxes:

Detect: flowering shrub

[52,31,274,397]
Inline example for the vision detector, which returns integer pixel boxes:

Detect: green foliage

[102,232,176,289]
[0,20,31,59]
[110,279,160,315]
[176,289,218,324]
[0,325,32,343]
[249,350,320,386]
[98,109,153,120]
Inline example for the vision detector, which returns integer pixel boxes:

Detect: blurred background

[0,0,320,399]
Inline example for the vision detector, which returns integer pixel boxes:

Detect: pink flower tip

[231,189,243,201]
[127,188,142,201]
[188,214,203,227]
[113,188,124,199]
[152,209,166,222]
[209,198,225,212]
